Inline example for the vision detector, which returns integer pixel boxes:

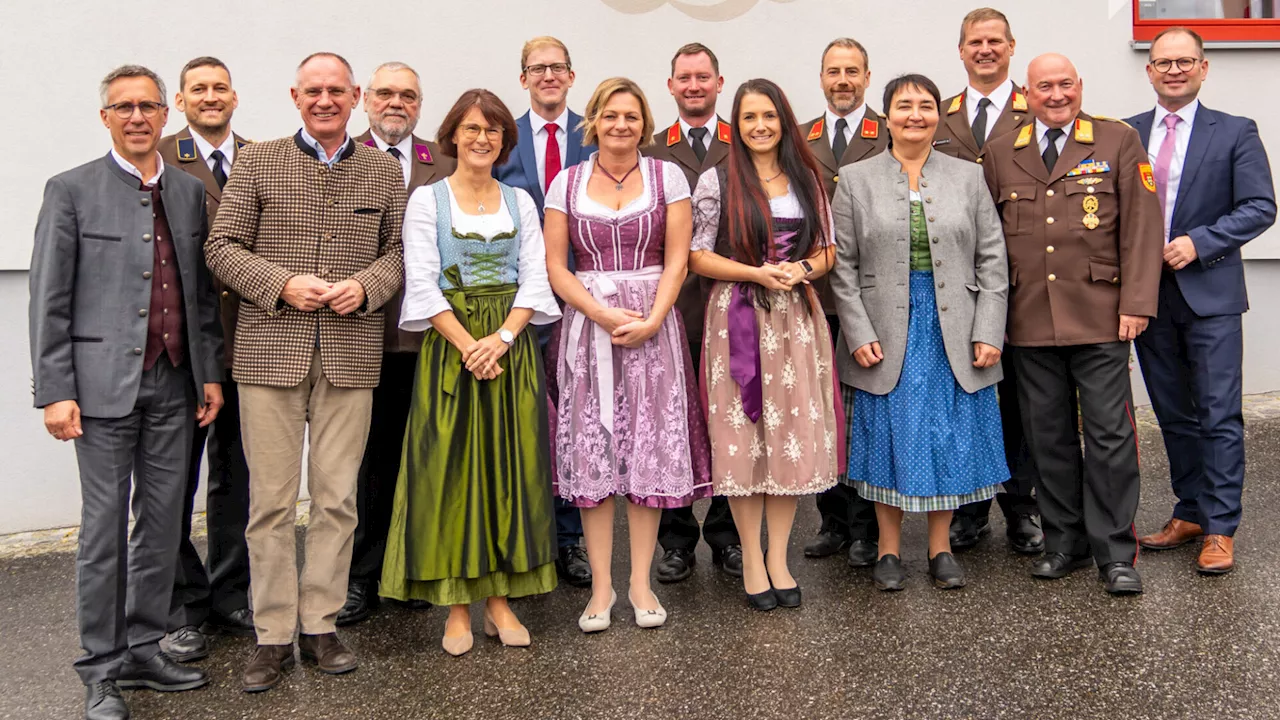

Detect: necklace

[457,180,492,213]
[596,158,641,191]
[760,169,784,183]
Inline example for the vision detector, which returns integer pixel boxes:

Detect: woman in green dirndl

[380,90,562,656]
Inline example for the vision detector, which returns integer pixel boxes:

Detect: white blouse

[544,153,691,218]
[689,168,836,253]
[399,180,562,331]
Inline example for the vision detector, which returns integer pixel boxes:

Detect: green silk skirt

[379,281,557,605]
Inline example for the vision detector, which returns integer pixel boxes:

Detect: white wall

[3,0,1278,531]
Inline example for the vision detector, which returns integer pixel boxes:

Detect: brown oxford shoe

[1139,518,1203,550]
[242,644,294,693]
[1197,535,1235,575]
[298,632,358,675]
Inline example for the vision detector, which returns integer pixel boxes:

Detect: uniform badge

[235,138,249,149]
[666,122,682,147]
[1013,124,1033,149]
[1139,162,1157,193]
[860,117,879,139]
[717,121,732,144]
[947,95,963,115]
[807,119,825,142]
[1011,92,1028,112]
[1076,177,1104,185]
[1066,160,1111,177]
[177,137,197,162]
[1083,214,1100,230]
[1082,196,1100,214]
[1074,118,1094,144]
[414,143,433,163]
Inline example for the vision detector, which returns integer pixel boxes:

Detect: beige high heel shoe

[442,619,474,657]
[483,611,531,648]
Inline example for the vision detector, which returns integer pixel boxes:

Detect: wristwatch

[799,259,814,276]
[498,328,515,346]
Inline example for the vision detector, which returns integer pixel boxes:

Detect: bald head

[1024,53,1082,129]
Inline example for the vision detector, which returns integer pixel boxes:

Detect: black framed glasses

[1150,57,1202,73]
[523,63,571,77]
[104,101,165,119]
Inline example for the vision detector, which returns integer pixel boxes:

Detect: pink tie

[1153,113,1180,216]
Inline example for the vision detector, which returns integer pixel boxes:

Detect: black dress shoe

[85,681,129,720]
[336,581,379,627]
[117,651,209,692]
[712,544,744,577]
[773,585,802,608]
[556,544,593,588]
[1099,562,1144,595]
[1030,552,1094,579]
[1006,514,1046,555]
[202,607,255,637]
[803,530,850,558]
[161,626,208,663]
[928,552,966,589]
[656,548,696,583]
[872,554,906,591]
[746,587,778,611]
[949,515,990,551]
[399,599,432,610]
[846,539,878,568]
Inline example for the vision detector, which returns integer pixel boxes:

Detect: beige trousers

[239,351,373,644]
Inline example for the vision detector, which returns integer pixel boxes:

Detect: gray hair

[295,52,356,88]
[99,64,166,107]
[366,61,421,91]
[821,37,870,71]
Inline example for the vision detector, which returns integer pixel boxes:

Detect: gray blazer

[30,154,223,418]
[830,149,1008,395]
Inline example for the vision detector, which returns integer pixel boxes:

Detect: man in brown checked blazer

[642,42,743,585]
[157,56,256,664]
[205,52,406,691]
[982,53,1163,596]
[338,61,454,627]
[797,37,887,568]
[931,8,1044,558]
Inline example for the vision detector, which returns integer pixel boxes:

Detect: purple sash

[727,229,798,423]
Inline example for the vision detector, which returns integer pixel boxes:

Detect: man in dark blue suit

[1127,27,1276,575]
[494,35,597,588]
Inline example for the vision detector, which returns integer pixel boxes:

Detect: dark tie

[387,147,403,159]
[833,118,849,163]
[209,149,227,190]
[1043,128,1064,173]
[972,98,992,150]
[688,127,709,163]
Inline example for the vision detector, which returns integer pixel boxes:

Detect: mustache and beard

[373,109,418,145]
[825,85,861,114]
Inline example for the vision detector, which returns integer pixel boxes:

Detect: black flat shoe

[84,681,129,720]
[202,607,255,637]
[656,548,695,583]
[336,581,377,627]
[117,651,209,692]
[846,539,878,568]
[1030,552,1094,580]
[773,585,802,608]
[949,515,990,551]
[161,626,208,663]
[873,554,906,591]
[713,544,744,578]
[1099,562,1144,595]
[556,544,593,588]
[1007,514,1046,555]
[803,530,850,558]
[928,552,966,589]
[746,587,778,611]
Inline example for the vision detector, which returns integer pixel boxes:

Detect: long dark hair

[723,79,828,307]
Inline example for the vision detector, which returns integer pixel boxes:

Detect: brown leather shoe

[242,644,294,693]
[298,632,358,675]
[1197,535,1235,575]
[1139,518,1203,550]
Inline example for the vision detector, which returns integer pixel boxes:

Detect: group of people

[27,7,1276,720]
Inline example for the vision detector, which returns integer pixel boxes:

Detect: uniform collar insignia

[666,122,682,147]
[717,121,732,144]
[1074,118,1094,144]
[414,143,433,163]
[860,117,879,139]
[1011,92,1028,112]
[807,118,824,141]
[947,95,964,115]
[176,137,197,162]
[1014,124,1034,148]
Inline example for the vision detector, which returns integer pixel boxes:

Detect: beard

[188,107,230,136]
[825,89,860,114]
[373,113,417,144]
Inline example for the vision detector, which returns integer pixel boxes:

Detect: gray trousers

[72,360,196,684]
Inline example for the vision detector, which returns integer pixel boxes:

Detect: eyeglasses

[370,88,420,104]
[459,124,503,141]
[1150,57,1202,73]
[104,101,165,119]
[523,63,571,77]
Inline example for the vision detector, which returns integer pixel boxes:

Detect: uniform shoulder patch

[1014,124,1034,149]
[1092,115,1134,129]
[1139,162,1157,193]
[177,137,197,162]
[947,95,963,115]
[807,118,824,142]
[666,122,681,147]
[860,117,879,139]
[1011,92,1028,112]
[717,121,732,144]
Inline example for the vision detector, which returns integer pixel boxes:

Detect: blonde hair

[580,77,655,148]
[520,36,572,70]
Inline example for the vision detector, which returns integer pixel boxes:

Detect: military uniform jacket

[932,81,1030,164]
[158,126,249,370]
[353,130,455,353]
[204,132,407,388]
[982,113,1163,347]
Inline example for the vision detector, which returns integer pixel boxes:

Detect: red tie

[544,122,561,192]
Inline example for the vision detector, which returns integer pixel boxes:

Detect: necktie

[972,98,992,150]
[209,149,227,190]
[688,127,709,163]
[832,118,849,164]
[544,122,562,193]
[387,146,403,159]
[1154,113,1181,217]
[1043,128,1064,173]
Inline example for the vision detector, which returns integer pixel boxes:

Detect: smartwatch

[799,259,814,276]
[498,328,515,346]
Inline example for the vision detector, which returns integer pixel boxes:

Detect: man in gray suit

[30,64,224,720]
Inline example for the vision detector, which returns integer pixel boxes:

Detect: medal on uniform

[1082,196,1099,214]
[1083,213,1100,230]
[1077,177,1103,185]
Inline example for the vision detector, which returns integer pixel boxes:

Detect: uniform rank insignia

[414,143,433,163]
[1011,92,1028,112]
[1066,160,1111,177]
[1074,118,1094,144]
[860,117,879,139]
[1139,162,1157,193]
[717,121,732,144]
[807,119,824,142]
[177,137,197,162]
[1014,124,1034,148]
[666,123,682,147]
[947,95,963,115]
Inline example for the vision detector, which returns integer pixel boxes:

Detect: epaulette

[1092,115,1133,129]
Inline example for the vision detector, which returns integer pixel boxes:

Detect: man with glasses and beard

[339,61,455,626]
[157,55,256,664]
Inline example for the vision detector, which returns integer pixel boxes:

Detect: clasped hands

[852,341,1002,369]
[462,333,510,381]
[593,307,660,349]
[755,261,809,292]
[282,275,366,315]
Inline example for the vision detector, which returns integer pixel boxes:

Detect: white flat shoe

[629,589,667,629]
[578,589,616,633]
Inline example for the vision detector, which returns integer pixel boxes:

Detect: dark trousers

[955,347,1041,524]
[349,353,417,585]
[1136,273,1245,536]
[74,361,195,683]
[818,314,879,541]
[1013,342,1140,566]
[539,322,585,548]
[170,374,251,629]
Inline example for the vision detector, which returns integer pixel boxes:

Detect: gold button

[976,157,984,164]
[938,281,946,288]
[1010,192,1018,200]
[1112,277,1119,284]
[1087,186,1096,194]
[1046,217,1055,225]
[1048,274,1057,281]
[833,175,839,183]
[221,290,230,298]
[1047,246,1055,253]
[1046,189,1055,198]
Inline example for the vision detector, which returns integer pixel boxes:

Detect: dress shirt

[1035,118,1071,156]
[825,104,864,151]
[680,116,716,154]
[299,127,350,167]
[191,130,236,178]
[530,107,569,190]
[966,83,1013,141]
[110,149,165,185]
[368,132,414,187]
[1148,99,1200,242]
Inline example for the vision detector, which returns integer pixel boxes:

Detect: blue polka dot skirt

[846,271,1008,512]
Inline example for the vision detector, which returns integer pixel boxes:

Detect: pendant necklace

[760,169,784,183]
[596,158,640,190]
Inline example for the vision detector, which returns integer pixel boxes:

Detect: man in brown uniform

[931,8,1043,557]
[797,37,887,568]
[157,57,255,663]
[642,42,742,584]
[982,53,1163,595]
[337,61,454,626]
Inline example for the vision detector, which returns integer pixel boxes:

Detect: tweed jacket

[831,149,1008,395]
[204,132,406,389]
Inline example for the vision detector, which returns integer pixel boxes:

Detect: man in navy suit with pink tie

[1127,27,1276,575]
